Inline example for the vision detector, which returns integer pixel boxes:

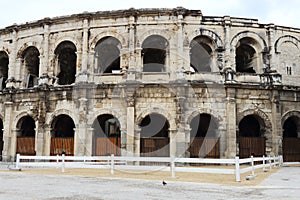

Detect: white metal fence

[15,154,283,182]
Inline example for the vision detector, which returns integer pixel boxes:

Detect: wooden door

[283,138,300,162]
[189,138,220,158]
[50,137,74,156]
[239,137,265,158]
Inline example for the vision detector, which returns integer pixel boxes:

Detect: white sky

[1,0,300,29]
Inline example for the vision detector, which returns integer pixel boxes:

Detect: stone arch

[141,34,169,72]
[13,111,37,131]
[275,35,300,53]
[187,28,224,49]
[53,36,81,54]
[93,36,121,73]
[90,31,126,51]
[89,108,126,131]
[136,107,176,131]
[237,109,272,133]
[231,31,267,73]
[138,29,172,48]
[186,110,220,128]
[54,40,77,85]
[230,31,267,50]
[47,109,78,128]
[16,42,42,59]
[282,110,300,125]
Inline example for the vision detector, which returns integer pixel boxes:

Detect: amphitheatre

[0,7,299,164]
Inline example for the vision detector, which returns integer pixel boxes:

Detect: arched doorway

[0,51,9,90]
[92,114,121,156]
[142,35,168,72]
[235,37,261,73]
[283,116,300,162]
[189,113,220,158]
[140,113,170,157]
[16,116,36,155]
[190,36,213,73]
[21,46,40,88]
[0,118,3,160]
[54,41,77,85]
[50,114,75,156]
[94,36,121,74]
[238,114,266,158]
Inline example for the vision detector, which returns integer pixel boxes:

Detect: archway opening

[142,35,168,72]
[0,51,8,90]
[54,41,77,85]
[22,46,40,88]
[16,116,36,155]
[94,36,121,74]
[92,114,121,156]
[50,114,75,155]
[140,113,170,157]
[238,114,266,158]
[189,113,219,158]
[0,118,3,160]
[235,37,258,73]
[283,116,300,162]
[190,36,213,73]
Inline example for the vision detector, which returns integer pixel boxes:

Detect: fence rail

[14,154,283,182]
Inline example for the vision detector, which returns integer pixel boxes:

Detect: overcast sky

[1,0,300,29]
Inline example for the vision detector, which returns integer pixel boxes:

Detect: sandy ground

[0,165,299,200]
[18,165,278,186]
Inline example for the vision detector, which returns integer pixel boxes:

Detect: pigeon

[162,180,167,186]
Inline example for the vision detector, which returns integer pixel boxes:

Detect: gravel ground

[0,166,299,200]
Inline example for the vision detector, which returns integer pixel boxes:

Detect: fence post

[110,154,115,175]
[170,157,175,178]
[61,154,65,173]
[235,156,241,182]
[279,155,283,166]
[56,155,59,169]
[251,155,254,176]
[262,155,266,172]
[268,155,272,170]
[16,154,20,169]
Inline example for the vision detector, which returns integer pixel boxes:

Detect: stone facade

[0,7,299,161]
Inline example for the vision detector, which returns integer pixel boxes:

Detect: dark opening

[0,118,3,160]
[22,46,40,88]
[239,115,262,137]
[52,114,75,138]
[93,114,120,138]
[17,116,36,137]
[140,113,169,138]
[142,35,168,72]
[0,51,8,90]
[283,116,299,138]
[236,38,257,73]
[55,41,77,85]
[95,37,121,73]
[190,36,213,72]
[190,113,217,138]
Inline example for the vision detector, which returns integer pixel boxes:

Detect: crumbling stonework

[0,7,299,161]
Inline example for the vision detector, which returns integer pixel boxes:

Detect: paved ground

[0,166,299,200]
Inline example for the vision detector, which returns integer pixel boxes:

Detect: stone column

[169,129,177,158]
[74,97,88,156]
[2,101,13,161]
[6,28,18,88]
[126,94,135,156]
[77,19,89,82]
[225,88,237,158]
[134,126,141,157]
[126,15,136,80]
[44,127,52,156]
[223,16,232,69]
[86,127,94,156]
[39,23,50,85]
[271,90,282,156]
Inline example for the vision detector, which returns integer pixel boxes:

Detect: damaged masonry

[0,7,299,162]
